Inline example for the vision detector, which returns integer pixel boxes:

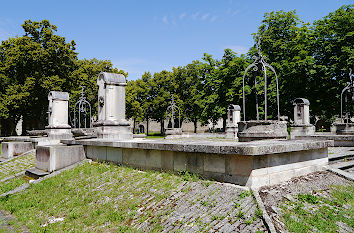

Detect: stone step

[330,160,354,170]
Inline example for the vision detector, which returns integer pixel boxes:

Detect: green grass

[145,135,165,139]
[0,176,27,195]
[0,162,184,232]
[280,184,354,233]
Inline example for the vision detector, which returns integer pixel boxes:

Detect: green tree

[0,20,77,135]
[255,10,316,121]
[311,5,354,125]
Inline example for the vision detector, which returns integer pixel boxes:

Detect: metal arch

[340,68,354,123]
[165,95,181,129]
[242,35,280,121]
[73,86,92,128]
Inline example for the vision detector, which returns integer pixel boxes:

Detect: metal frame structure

[242,35,280,121]
[74,86,92,128]
[166,95,181,129]
[341,68,354,123]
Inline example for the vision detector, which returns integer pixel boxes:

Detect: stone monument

[238,35,287,141]
[93,72,133,140]
[225,104,241,140]
[165,95,182,136]
[45,91,72,139]
[290,98,315,139]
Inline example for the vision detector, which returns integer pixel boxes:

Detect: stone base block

[290,124,315,139]
[82,141,329,188]
[331,123,354,135]
[238,120,288,142]
[46,128,73,140]
[165,128,182,136]
[36,145,85,172]
[225,125,238,140]
[1,142,33,159]
[95,125,133,140]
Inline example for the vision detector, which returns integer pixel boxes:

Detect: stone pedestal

[1,142,33,159]
[165,128,182,136]
[238,120,288,142]
[290,98,315,139]
[35,145,85,172]
[225,105,241,140]
[94,72,133,140]
[290,125,315,139]
[331,123,354,135]
[45,91,72,139]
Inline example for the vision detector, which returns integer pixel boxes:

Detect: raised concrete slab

[1,142,34,159]
[25,167,50,179]
[62,138,333,156]
[296,133,354,147]
[62,138,332,188]
[36,145,85,173]
[3,136,62,146]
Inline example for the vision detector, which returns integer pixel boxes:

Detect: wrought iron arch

[166,95,181,129]
[341,68,354,123]
[74,86,92,128]
[242,35,280,121]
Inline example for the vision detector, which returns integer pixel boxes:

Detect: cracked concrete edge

[251,187,277,233]
[0,171,26,183]
[0,159,91,197]
[0,149,36,165]
[328,168,354,181]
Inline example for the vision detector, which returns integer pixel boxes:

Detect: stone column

[93,72,133,140]
[225,104,241,140]
[290,98,315,139]
[45,91,72,139]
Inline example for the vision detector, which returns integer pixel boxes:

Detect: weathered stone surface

[238,120,288,141]
[62,138,333,155]
[45,91,72,139]
[3,136,61,146]
[296,133,354,147]
[35,145,85,172]
[165,128,182,136]
[331,122,354,135]
[94,72,132,140]
[1,142,33,159]
[78,138,330,187]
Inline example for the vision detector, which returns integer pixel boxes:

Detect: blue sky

[0,0,350,80]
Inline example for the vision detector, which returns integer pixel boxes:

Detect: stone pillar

[225,104,241,140]
[45,91,72,139]
[290,98,315,139]
[93,72,133,140]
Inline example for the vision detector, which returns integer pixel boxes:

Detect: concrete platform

[2,136,62,146]
[1,142,34,159]
[62,138,333,188]
[296,133,354,147]
[36,145,85,172]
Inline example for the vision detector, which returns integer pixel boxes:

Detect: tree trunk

[133,118,136,134]
[194,118,197,133]
[146,116,149,136]
[222,115,227,132]
[160,118,164,135]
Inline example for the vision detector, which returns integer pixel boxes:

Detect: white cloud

[162,16,168,24]
[201,13,210,21]
[179,13,186,19]
[192,12,200,20]
[224,45,249,55]
[210,16,217,22]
